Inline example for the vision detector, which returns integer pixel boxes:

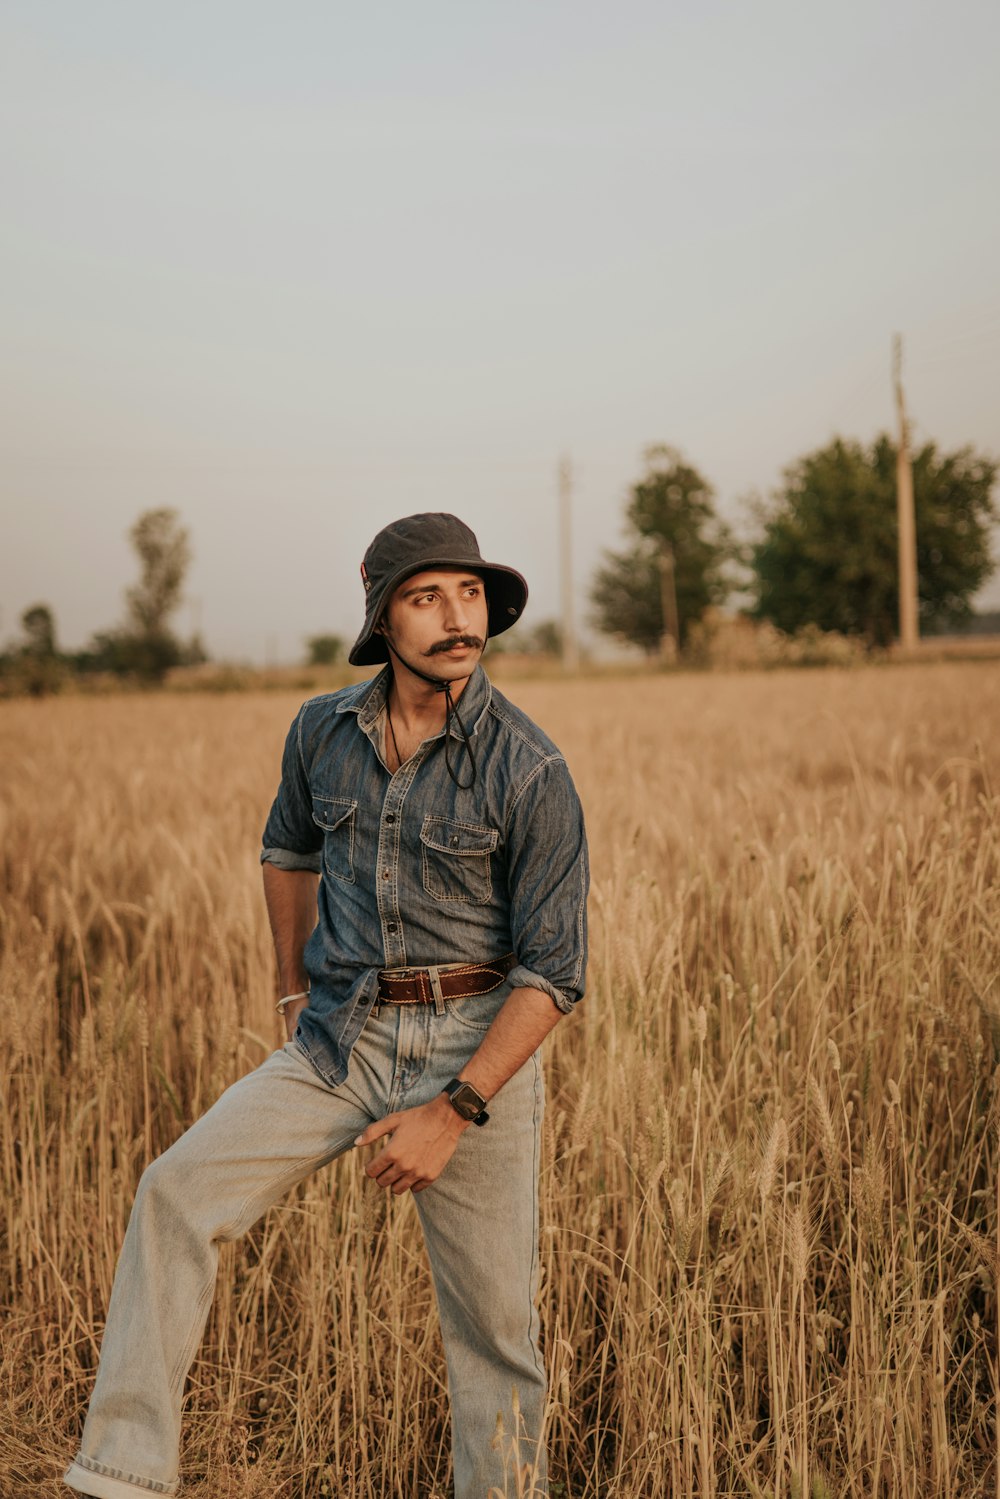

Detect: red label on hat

[360,562,371,592]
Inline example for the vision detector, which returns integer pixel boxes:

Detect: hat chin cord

[382,635,478,790]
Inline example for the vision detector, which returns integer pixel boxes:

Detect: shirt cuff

[507,963,578,1015]
[260,846,323,874]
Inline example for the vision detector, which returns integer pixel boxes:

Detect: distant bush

[686,611,867,669]
[305,634,344,667]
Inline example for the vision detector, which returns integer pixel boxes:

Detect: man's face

[381,568,489,681]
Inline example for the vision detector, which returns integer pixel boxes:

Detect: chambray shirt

[261,665,589,1086]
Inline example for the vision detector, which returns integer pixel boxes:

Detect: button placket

[375,749,425,967]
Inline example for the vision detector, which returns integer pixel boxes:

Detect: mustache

[425,634,485,656]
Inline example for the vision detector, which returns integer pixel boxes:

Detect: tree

[750,435,998,647]
[590,446,733,653]
[3,603,64,696]
[525,619,562,655]
[126,508,191,638]
[306,634,344,666]
[589,551,666,656]
[21,603,57,658]
[492,620,562,656]
[83,508,192,680]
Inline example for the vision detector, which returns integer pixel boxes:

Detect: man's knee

[132,1144,192,1222]
[129,1130,229,1241]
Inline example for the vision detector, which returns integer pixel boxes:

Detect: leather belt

[376,952,517,1006]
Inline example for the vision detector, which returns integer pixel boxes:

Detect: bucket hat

[348,513,528,666]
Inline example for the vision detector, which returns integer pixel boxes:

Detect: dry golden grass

[1,660,999,1498]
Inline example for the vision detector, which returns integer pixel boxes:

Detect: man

[65,512,589,1499]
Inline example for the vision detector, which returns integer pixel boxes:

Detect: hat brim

[348,556,528,666]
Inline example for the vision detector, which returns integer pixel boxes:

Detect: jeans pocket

[420,816,497,904]
[311,796,356,883]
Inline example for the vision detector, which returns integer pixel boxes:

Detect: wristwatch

[443,1078,490,1126]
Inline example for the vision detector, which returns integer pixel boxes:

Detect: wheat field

[1,661,998,1498]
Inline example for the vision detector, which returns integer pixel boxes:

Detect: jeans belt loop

[427,965,446,1015]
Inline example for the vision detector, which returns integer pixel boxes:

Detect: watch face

[450,1082,485,1119]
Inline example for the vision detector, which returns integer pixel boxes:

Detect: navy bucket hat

[348,513,529,667]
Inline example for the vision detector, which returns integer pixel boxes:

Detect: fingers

[367,1155,397,1186]
[355,1102,457,1195]
[366,1149,415,1188]
[359,1128,410,1189]
[354,1115,397,1148]
[364,1140,436,1194]
[369,1156,424,1195]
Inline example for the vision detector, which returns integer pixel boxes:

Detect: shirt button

[387,922,398,934]
[385,813,396,824]
[382,870,390,880]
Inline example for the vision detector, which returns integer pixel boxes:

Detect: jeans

[64,989,547,1499]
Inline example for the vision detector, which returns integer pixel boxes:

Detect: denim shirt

[261,665,589,1086]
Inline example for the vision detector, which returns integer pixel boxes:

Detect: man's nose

[442,595,469,633]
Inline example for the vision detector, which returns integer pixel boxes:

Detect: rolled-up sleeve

[260,706,323,873]
[505,757,589,1013]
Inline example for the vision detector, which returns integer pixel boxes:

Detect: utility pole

[893,333,919,650]
[558,455,580,672]
[659,540,680,663]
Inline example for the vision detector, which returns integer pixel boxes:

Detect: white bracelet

[275,990,309,1014]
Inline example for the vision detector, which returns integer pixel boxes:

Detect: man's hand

[355,1094,468,1195]
[281,995,309,1042]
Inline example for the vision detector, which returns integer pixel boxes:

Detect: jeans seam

[528,1051,545,1384]
[167,1271,217,1396]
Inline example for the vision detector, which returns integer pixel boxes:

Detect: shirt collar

[341,663,493,740]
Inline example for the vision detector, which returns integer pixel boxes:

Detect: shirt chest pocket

[419,816,498,905]
[311,796,357,884]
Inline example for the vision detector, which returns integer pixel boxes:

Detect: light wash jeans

[64,989,546,1499]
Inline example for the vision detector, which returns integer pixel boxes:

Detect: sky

[2,0,999,662]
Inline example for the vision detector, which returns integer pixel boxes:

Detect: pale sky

[3,0,999,662]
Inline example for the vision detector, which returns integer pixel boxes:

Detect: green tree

[83,509,193,680]
[590,446,732,653]
[21,603,57,658]
[5,603,64,696]
[526,619,562,655]
[306,633,344,666]
[82,629,182,679]
[750,435,998,647]
[496,619,562,656]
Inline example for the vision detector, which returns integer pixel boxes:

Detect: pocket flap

[420,817,498,856]
[311,796,356,832]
